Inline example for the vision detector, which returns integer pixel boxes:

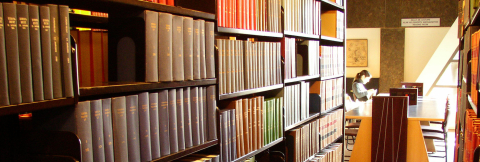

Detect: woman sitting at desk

[352,70,377,101]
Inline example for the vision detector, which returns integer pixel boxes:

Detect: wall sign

[401,18,440,27]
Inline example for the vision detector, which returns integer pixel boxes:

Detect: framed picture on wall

[346,39,368,67]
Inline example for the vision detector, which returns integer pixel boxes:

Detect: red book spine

[167,0,174,6]
[245,0,249,30]
[253,0,256,30]
[250,0,254,30]
[229,0,233,28]
[231,0,234,28]
[233,0,236,28]
[159,0,166,4]
[218,0,222,27]
[89,31,95,86]
[237,0,242,29]
[222,0,226,27]
[226,0,230,28]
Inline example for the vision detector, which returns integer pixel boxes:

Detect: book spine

[102,98,114,162]
[167,0,175,6]
[198,87,205,143]
[0,3,8,106]
[159,0,167,4]
[183,87,193,148]
[176,88,186,150]
[149,92,161,159]
[168,89,178,153]
[199,20,206,79]
[58,5,73,97]
[39,6,53,100]
[4,3,21,104]
[190,87,200,146]
[205,21,215,78]
[207,85,217,140]
[158,90,171,156]
[138,92,152,162]
[90,100,105,162]
[17,4,33,103]
[172,15,184,81]
[183,17,193,80]
[112,96,128,162]
[48,4,62,98]
[144,10,158,82]
[230,109,237,160]
[202,87,208,142]
[76,101,94,162]
[193,20,201,80]
[28,5,44,102]
[158,12,173,82]
[220,112,227,162]
[126,95,141,162]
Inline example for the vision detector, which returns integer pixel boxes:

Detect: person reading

[352,70,377,101]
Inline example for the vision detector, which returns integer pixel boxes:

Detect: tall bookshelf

[0,0,347,161]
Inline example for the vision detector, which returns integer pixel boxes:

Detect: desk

[345,97,445,162]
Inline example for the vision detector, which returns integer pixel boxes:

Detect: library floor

[343,130,455,162]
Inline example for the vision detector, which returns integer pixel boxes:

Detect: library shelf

[468,95,478,116]
[320,35,344,44]
[320,0,344,11]
[218,84,284,100]
[319,135,344,151]
[284,31,320,40]
[284,75,320,84]
[79,79,217,98]
[0,98,75,116]
[232,138,284,162]
[320,75,344,81]
[151,139,219,162]
[217,27,284,38]
[69,13,108,29]
[321,104,344,116]
[285,113,321,131]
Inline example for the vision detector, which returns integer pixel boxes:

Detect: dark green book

[0,3,9,106]
[4,3,22,104]
[76,101,94,162]
[48,4,62,98]
[39,5,53,100]
[58,5,73,97]
[28,5,44,101]
[17,4,33,103]
[112,96,128,162]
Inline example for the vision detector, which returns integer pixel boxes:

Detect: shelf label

[401,18,440,27]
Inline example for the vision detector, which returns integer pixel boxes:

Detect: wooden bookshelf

[320,75,344,81]
[320,35,344,44]
[285,113,321,131]
[320,135,344,151]
[469,95,478,116]
[217,27,284,38]
[321,104,344,116]
[284,75,320,84]
[320,0,344,11]
[151,140,219,162]
[284,31,320,40]
[0,98,75,116]
[69,13,108,29]
[232,138,284,162]
[218,84,284,100]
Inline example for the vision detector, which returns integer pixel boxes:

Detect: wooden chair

[345,129,358,151]
[422,106,450,161]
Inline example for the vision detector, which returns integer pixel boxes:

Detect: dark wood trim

[320,75,344,81]
[321,104,343,116]
[320,35,344,44]
[218,84,284,100]
[285,113,320,131]
[320,0,344,11]
[151,139,219,162]
[0,98,75,116]
[69,13,108,29]
[284,75,320,84]
[232,138,284,162]
[284,31,320,40]
[217,27,284,38]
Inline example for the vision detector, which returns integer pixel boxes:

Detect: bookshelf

[0,0,347,161]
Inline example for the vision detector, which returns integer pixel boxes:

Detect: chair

[422,100,450,162]
[344,129,358,151]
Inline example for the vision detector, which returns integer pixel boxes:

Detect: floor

[344,130,455,162]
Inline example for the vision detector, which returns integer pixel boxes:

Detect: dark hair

[354,70,371,82]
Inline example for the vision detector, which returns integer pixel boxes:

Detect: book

[183,87,193,148]
[58,5,73,97]
[102,98,114,162]
[158,90,170,156]
[172,15,184,81]
[176,88,185,150]
[29,5,44,102]
[112,96,128,162]
[144,10,159,82]
[207,85,217,140]
[205,21,215,78]
[138,92,152,162]
[190,87,200,146]
[4,3,22,104]
[158,12,173,82]
[183,17,193,80]
[38,6,53,100]
[17,4,34,103]
[193,20,201,80]
[0,3,8,106]
[48,4,62,98]
[198,87,205,143]
[90,99,105,162]
[202,87,208,142]
[168,89,178,153]
[76,101,94,162]
[149,92,160,159]
[199,20,206,79]
[126,95,140,162]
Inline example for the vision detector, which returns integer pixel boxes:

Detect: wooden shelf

[320,0,344,11]
[468,94,478,116]
[319,135,344,151]
[285,75,320,84]
[320,75,344,81]
[69,13,108,29]
[284,31,320,40]
[79,79,217,98]
[320,36,344,44]
[233,138,283,162]
[217,27,284,38]
[151,139,218,162]
[285,113,320,131]
[0,98,75,116]
[219,84,284,100]
[321,104,343,116]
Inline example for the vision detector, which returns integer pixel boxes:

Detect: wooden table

[345,97,445,162]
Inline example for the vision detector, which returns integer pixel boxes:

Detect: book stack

[286,119,320,162]
[319,109,343,149]
[284,81,310,128]
[472,30,479,105]
[217,0,281,33]
[321,10,344,39]
[283,38,320,79]
[143,0,175,6]
[71,30,108,87]
[75,85,217,162]
[217,39,282,95]
[0,3,73,107]
[112,10,216,82]
[220,96,283,161]
[320,78,343,112]
[177,154,220,162]
[283,0,321,35]
[463,109,480,162]
[311,143,343,162]
[320,46,344,78]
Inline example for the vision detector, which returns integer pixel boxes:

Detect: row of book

[321,11,344,39]
[286,119,320,162]
[114,10,216,82]
[319,109,343,149]
[471,30,479,105]
[219,96,284,162]
[462,109,479,162]
[320,78,343,112]
[71,9,108,17]
[320,46,344,78]
[283,38,320,79]
[176,154,220,162]
[75,86,217,162]
[285,81,310,127]
[283,0,321,35]
[217,0,281,33]
[0,3,73,106]
[143,0,175,6]
[71,30,108,87]
[217,39,282,95]
[309,143,343,162]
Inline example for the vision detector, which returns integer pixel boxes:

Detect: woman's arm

[353,82,368,99]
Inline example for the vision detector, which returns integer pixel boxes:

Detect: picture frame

[346,39,368,67]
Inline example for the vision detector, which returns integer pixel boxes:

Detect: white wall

[404,27,450,82]
[346,28,381,78]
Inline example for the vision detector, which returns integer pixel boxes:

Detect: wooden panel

[400,82,424,96]
[389,88,418,105]
[371,96,408,162]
